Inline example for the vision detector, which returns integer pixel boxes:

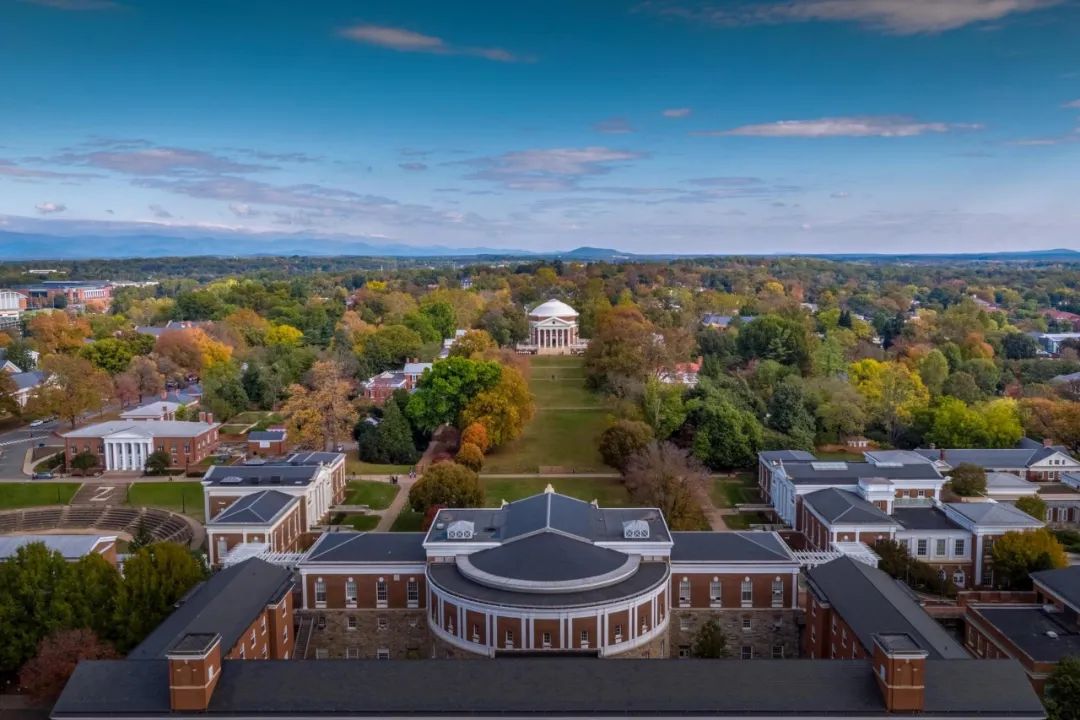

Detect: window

[376,578,388,607]
[472,625,480,643]
[742,617,752,632]
[542,631,552,648]
[345,578,357,605]
[377,616,388,630]
[772,645,784,659]
[580,630,590,647]
[741,578,753,607]
[346,647,359,659]
[347,616,357,631]
[741,646,753,660]
[953,569,966,587]
[678,646,691,658]
[376,648,390,660]
[407,578,419,607]
[250,629,256,645]
[679,577,691,605]
[614,624,623,642]
[316,615,326,630]
[916,539,928,557]
[239,645,245,659]
[935,539,947,557]
[679,616,690,632]
[771,578,784,607]
[314,578,326,605]
[709,578,722,607]
[505,630,514,647]
[954,538,966,556]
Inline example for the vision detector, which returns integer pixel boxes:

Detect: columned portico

[105,437,153,471]
[524,299,586,356]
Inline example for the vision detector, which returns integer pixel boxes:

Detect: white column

[105,442,113,471]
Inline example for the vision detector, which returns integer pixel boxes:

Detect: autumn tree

[948,464,987,497]
[28,312,91,355]
[584,305,659,395]
[0,373,19,417]
[406,357,501,434]
[456,442,484,472]
[461,422,490,453]
[459,365,534,447]
[266,323,304,347]
[623,442,709,530]
[449,329,496,358]
[28,355,112,427]
[127,355,165,402]
[598,420,654,473]
[154,329,203,377]
[408,462,483,513]
[18,629,117,702]
[849,358,929,442]
[990,528,1068,589]
[282,360,357,450]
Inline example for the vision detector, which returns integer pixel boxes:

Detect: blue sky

[2,0,1079,254]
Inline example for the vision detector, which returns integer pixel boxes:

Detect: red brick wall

[672,572,793,609]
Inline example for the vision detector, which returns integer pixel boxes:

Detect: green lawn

[347,459,414,476]
[127,481,204,521]
[709,472,760,508]
[482,477,630,507]
[332,513,380,531]
[391,509,425,532]
[0,483,80,509]
[343,480,399,510]
[219,424,252,435]
[230,411,279,424]
[723,511,771,530]
[813,450,865,461]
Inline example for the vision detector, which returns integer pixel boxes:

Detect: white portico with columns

[62,419,220,473]
[522,299,588,355]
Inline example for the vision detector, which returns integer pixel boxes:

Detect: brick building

[20,281,112,310]
[61,419,220,472]
[246,429,287,457]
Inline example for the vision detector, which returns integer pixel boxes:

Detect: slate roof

[120,401,183,419]
[203,464,321,487]
[1032,565,1080,608]
[127,559,292,660]
[303,532,426,564]
[283,451,345,466]
[914,445,1076,469]
[863,450,934,466]
[892,507,965,532]
[805,556,970,660]
[775,460,943,485]
[759,449,816,463]
[52,658,1043,718]
[247,429,286,442]
[0,534,113,559]
[944,502,1044,529]
[466,532,630,583]
[209,490,297,525]
[670,531,797,563]
[10,370,45,391]
[803,488,898,526]
[985,472,1039,491]
[972,606,1080,662]
[62,420,217,439]
[425,491,671,545]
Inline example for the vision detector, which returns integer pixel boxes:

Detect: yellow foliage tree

[266,324,304,347]
[460,365,534,448]
[849,358,929,441]
[28,312,91,355]
[281,360,357,450]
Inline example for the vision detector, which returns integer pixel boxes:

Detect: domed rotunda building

[523,299,587,355]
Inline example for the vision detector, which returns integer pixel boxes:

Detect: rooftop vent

[811,461,849,471]
[623,519,650,539]
[447,520,475,540]
[220,476,242,485]
[1047,630,1059,639]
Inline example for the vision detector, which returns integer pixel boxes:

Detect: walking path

[375,476,415,531]
[693,482,729,531]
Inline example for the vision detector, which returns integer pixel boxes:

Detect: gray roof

[759,450,816,463]
[425,491,671,545]
[1032,565,1080,608]
[467,532,629,583]
[62,419,217,439]
[892,507,964,532]
[0,534,113,560]
[428,560,669,609]
[209,490,297,525]
[10,369,45,391]
[303,532,426,564]
[776,460,942,485]
[670,531,796,563]
[127,558,292,660]
[283,451,345,466]
[803,488,898,526]
[248,430,286,442]
[973,606,1080,662]
[203,464,321,488]
[52,658,1043,718]
[806,557,970,660]
[863,450,934,466]
[944,502,1044,528]
[914,445,1075,469]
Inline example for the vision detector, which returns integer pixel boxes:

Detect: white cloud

[35,201,67,214]
[695,116,982,138]
[54,146,269,176]
[593,117,635,134]
[462,147,645,191]
[339,24,530,63]
[1064,98,1080,108]
[148,204,173,219]
[831,191,850,198]
[662,107,693,118]
[0,159,96,180]
[642,0,1062,34]
[399,162,429,171]
[228,203,259,217]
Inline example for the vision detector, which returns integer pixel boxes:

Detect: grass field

[482,356,610,474]
[128,481,204,521]
[709,472,759,508]
[346,459,413,476]
[481,476,630,507]
[0,483,80,509]
[343,480,399,510]
[331,513,380,531]
[813,450,865,461]
[723,511,772,530]
[391,509,425,532]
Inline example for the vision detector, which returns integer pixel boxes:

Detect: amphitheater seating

[0,504,196,547]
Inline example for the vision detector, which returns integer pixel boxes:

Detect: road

[0,419,61,480]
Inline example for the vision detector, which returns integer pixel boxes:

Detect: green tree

[918,349,950,396]
[990,528,1068,589]
[402,312,441,343]
[926,397,988,448]
[144,450,171,476]
[70,451,99,475]
[942,371,982,403]
[948,464,987,496]
[4,338,37,371]
[767,376,816,449]
[1002,332,1039,360]
[420,300,456,339]
[1014,496,1047,521]
[1044,656,1080,720]
[408,462,483,513]
[872,539,956,597]
[598,420,654,473]
[355,324,423,375]
[79,338,136,375]
[641,377,687,440]
[736,315,811,372]
[113,543,206,651]
[691,619,729,658]
[65,554,122,640]
[358,401,419,465]
[689,398,764,470]
[201,361,249,420]
[0,543,76,672]
[406,357,502,433]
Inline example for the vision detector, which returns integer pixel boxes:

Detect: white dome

[529,299,578,318]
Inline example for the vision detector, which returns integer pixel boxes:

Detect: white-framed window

[314,578,326,605]
[709,578,722,607]
[347,616,357,631]
[741,577,753,607]
[678,646,690,658]
[679,577,691,605]
[953,569,966,587]
[376,578,388,607]
[407,578,419,607]
[742,617,752,632]
[935,539,947,557]
[741,646,753,660]
[679,616,690,632]
[954,538,966,556]
[916,539,928,557]
[345,578,358,606]
[580,630,590,647]
[505,630,514,647]
[614,624,623,642]
[260,616,267,634]
[472,625,480,643]
[542,631,552,648]
[771,578,784,608]
[376,648,390,660]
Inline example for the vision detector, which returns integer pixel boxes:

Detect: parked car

[32,472,54,480]
[29,419,46,427]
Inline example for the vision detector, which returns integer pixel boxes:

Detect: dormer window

[447,520,475,540]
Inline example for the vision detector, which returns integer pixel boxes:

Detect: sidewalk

[375,477,415,531]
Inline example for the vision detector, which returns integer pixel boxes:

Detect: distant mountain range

[0,229,1076,262]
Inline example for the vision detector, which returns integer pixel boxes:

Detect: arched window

[741,577,753,607]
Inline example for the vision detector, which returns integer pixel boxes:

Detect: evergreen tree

[375,401,419,464]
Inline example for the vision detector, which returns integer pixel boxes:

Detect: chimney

[206,412,214,425]
[161,390,168,401]
[166,633,222,712]
[198,411,207,423]
[872,634,927,713]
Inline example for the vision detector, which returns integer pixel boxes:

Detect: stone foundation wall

[605,632,668,659]
[669,609,800,659]
[301,609,431,660]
